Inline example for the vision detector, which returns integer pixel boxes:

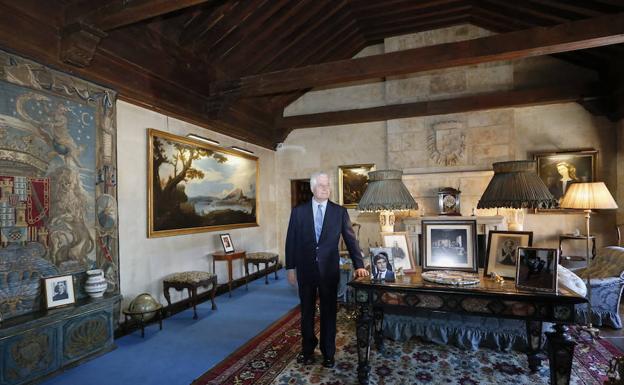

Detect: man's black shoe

[322,357,335,368]
[296,353,315,365]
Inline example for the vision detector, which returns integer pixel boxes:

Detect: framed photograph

[338,164,375,208]
[43,275,75,309]
[534,149,596,206]
[485,231,533,279]
[148,129,259,238]
[515,247,559,292]
[219,233,235,253]
[370,248,395,282]
[422,220,478,272]
[381,232,416,273]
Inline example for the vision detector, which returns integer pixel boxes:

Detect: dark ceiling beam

[213,13,624,98]
[351,0,467,21]
[527,0,604,17]
[350,0,462,13]
[65,0,213,31]
[276,83,603,130]
[60,0,214,67]
[477,0,564,25]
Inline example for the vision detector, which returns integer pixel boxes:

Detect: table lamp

[477,160,557,230]
[560,182,618,338]
[357,170,417,232]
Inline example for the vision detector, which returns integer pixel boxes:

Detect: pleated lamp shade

[357,170,418,212]
[560,182,618,210]
[477,161,558,209]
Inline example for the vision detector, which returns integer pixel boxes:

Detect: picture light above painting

[148,129,259,238]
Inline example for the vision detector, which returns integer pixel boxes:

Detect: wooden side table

[559,234,596,263]
[213,250,248,297]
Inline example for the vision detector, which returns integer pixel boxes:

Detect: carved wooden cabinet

[0,294,120,385]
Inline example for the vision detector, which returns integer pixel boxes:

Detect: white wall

[116,101,278,308]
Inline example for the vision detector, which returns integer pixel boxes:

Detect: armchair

[575,246,624,329]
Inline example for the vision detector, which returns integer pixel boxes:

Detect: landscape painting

[148,129,258,237]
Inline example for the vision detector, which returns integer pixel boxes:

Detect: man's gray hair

[310,172,329,192]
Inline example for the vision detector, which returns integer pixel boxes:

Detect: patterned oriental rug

[191,307,622,385]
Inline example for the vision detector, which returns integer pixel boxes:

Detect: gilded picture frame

[148,129,259,238]
[338,164,375,208]
[534,149,597,211]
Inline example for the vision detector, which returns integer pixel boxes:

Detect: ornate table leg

[191,286,198,320]
[163,284,172,316]
[356,300,373,385]
[546,324,576,385]
[526,320,544,371]
[373,307,384,353]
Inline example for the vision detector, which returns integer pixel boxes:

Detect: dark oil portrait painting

[338,164,374,208]
[148,129,258,237]
[535,150,596,204]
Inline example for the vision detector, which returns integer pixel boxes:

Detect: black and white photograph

[43,275,76,309]
[381,232,416,272]
[485,231,533,278]
[369,248,395,282]
[515,247,559,292]
[220,233,235,253]
[422,220,477,272]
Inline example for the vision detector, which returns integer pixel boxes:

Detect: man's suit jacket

[285,200,364,285]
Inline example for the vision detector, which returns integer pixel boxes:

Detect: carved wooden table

[212,250,248,297]
[348,270,587,385]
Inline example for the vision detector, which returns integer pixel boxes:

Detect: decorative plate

[421,270,480,285]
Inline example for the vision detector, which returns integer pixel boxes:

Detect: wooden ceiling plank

[364,14,473,41]
[238,1,349,74]
[351,0,462,13]
[205,0,291,62]
[178,1,240,46]
[478,0,565,25]
[353,0,467,21]
[213,13,624,97]
[357,4,472,36]
[528,0,604,17]
[276,83,603,129]
[65,0,214,31]
[190,0,270,52]
[268,18,360,72]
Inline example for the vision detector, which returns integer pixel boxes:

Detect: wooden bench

[163,271,217,319]
[245,252,279,284]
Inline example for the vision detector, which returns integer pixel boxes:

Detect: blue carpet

[43,269,299,385]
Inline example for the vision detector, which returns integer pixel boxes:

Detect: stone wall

[278,24,617,259]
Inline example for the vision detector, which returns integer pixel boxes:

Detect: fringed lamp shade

[477,161,558,210]
[560,182,618,210]
[357,170,417,233]
[357,170,418,212]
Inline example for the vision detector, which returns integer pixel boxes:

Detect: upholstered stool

[245,252,279,284]
[163,271,217,319]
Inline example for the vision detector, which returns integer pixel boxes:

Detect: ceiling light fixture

[230,146,254,155]
[187,134,220,146]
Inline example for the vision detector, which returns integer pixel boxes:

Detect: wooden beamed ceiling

[0,0,623,149]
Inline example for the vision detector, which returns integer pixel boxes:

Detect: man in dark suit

[286,172,369,368]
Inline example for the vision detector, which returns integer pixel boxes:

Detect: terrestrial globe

[128,293,161,322]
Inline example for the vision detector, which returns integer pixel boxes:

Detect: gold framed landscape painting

[338,164,375,208]
[148,129,259,237]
